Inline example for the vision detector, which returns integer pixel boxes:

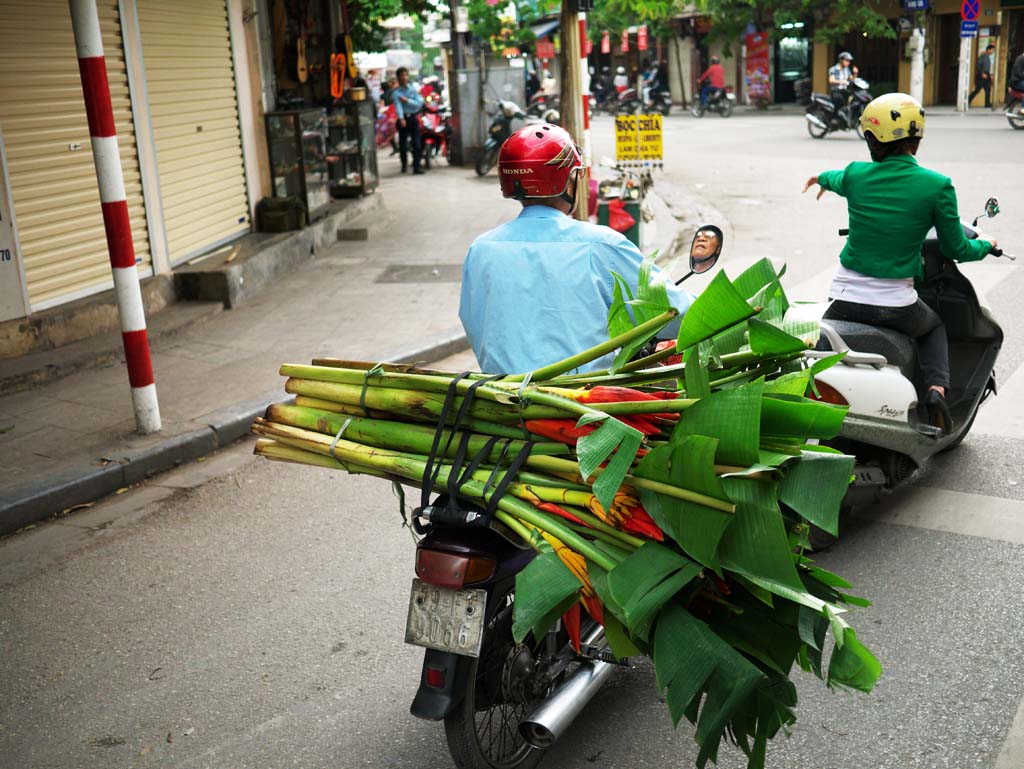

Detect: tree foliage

[347,0,442,52]
[692,0,894,44]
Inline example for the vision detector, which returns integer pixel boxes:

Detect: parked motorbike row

[403,196,1010,767]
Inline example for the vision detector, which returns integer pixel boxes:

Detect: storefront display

[327,99,378,198]
[266,109,330,221]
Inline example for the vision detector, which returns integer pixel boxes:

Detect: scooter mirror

[689,225,724,275]
[985,197,1000,219]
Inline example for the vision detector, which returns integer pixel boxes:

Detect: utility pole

[69,0,161,434]
[448,0,467,165]
[909,20,926,103]
[957,35,972,111]
[559,0,587,220]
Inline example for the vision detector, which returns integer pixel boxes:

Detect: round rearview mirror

[690,225,723,274]
[985,197,1000,219]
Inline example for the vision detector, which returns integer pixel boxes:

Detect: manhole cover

[375,264,462,283]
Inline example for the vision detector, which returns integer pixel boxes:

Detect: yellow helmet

[860,93,926,142]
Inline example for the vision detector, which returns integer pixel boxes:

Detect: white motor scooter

[790,198,1012,545]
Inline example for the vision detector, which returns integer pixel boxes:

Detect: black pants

[398,114,422,172]
[824,299,949,389]
[970,76,992,107]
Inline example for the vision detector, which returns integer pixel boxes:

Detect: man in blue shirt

[459,124,693,375]
[392,67,424,174]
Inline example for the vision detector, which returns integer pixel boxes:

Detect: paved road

[2,111,1023,769]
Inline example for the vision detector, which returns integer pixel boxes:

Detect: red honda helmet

[497,123,585,200]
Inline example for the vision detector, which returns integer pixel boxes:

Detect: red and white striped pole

[69,0,160,434]
[579,14,591,175]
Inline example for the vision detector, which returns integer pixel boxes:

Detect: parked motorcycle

[1004,85,1024,129]
[804,77,872,138]
[407,243,723,769]
[793,198,1010,546]
[645,88,672,116]
[690,81,735,118]
[475,100,528,176]
[420,95,452,169]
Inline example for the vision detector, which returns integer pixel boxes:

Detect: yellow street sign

[614,113,663,161]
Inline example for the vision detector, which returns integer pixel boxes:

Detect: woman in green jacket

[803,92,997,432]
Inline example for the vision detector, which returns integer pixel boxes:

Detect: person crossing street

[970,44,996,109]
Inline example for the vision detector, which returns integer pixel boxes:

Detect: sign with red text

[536,37,555,60]
[745,32,771,100]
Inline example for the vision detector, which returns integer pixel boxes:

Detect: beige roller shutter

[0,0,152,309]
[138,0,249,262]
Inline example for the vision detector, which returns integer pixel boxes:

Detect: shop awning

[529,18,559,39]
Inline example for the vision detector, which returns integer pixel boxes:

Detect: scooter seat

[817,320,918,381]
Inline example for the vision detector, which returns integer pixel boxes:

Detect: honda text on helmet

[860,92,926,142]
[498,123,585,206]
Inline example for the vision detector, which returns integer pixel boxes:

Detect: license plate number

[404,579,487,658]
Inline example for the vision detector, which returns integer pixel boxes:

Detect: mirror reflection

[985,197,1000,219]
[690,225,724,274]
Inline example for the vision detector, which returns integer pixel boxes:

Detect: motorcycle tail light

[416,549,496,588]
[811,379,849,406]
[425,665,445,688]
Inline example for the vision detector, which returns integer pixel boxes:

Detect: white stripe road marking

[90,136,127,203]
[69,0,105,59]
[853,486,1024,546]
[112,266,146,332]
[996,693,1024,768]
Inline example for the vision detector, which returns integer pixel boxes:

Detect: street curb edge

[0,333,470,539]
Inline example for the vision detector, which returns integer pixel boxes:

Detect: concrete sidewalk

[0,154,692,536]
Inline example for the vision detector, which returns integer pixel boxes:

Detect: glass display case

[265,108,329,221]
[327,99,378,197]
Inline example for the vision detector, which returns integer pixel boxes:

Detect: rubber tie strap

[484,440,535,518]
[419,372,472,512]
[515,371,534,440]
[481,439,514,495]
[359,363,385,412]
[328,417,353,470]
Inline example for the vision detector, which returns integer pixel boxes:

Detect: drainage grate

[375,264,463,283]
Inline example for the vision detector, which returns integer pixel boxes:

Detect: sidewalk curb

[0,332,470,538]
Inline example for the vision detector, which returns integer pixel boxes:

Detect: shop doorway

[937,14,963,104]
[774,35,809,103]
[1006,9,1024,92]
[839,29,900,95]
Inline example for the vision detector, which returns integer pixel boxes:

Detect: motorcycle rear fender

[410,648,474,720]
[816,364,918,422]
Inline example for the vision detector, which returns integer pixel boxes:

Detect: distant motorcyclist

[1011,51,1024,91]
[828,52,858,121]
[613,66,629,93]
[803,93,996,433]
[698,56,725,106]
[460,124,694,374]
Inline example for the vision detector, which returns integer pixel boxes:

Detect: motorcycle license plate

[404,579,488,658]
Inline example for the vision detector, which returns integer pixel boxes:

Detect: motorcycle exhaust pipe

[518,627,616,749]
[805,112,828,130]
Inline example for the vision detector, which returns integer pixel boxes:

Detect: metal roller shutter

[0,0,152,310]
[137,0,249,262]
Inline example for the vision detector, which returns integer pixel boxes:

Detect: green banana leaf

[511,550,580,643]
[777,451,856,536]
[576,416,644,511]
[607,541,702,639]
[677,271,758,351]
[748,317,809,356]
[634,438,733,571]
[718,477,805,593]
[673,381,764,467]
[761,393,848,439]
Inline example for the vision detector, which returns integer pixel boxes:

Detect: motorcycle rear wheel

[1007,99,1024,130]
[475,145,498,176]
[717,99,733,118]
[690,103,705,118]
[444,589,547,769]
[806,108,829,139]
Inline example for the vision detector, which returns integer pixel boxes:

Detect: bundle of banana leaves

[252,258,880,768]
